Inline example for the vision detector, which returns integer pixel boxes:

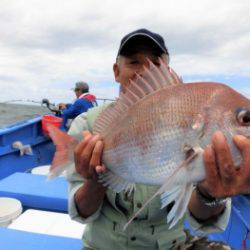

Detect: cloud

[0,0,249,104]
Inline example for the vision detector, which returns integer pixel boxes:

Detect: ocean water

[0,98,115,128]
[0,103,49,128]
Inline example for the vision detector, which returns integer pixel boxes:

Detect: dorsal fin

[93,60,182,135]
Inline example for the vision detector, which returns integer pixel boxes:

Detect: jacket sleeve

[66,112,103,224]
[62,99,90,119]
[61,99,91,129]
[65,103,72,109]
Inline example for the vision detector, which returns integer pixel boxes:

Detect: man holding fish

[50,29,250,249]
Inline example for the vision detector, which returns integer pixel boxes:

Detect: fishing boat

[0,103,82,249]
[0,103,249,250]
[0,111,54,180]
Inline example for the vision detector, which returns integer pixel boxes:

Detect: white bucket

[0,197,22,227]
[31,165,50,175]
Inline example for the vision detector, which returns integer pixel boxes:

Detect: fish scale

[102,86,209,182]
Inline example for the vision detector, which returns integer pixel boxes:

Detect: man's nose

[136,62,149,76]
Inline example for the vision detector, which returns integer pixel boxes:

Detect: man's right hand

[74,131,107,181]
[73,131,107,218]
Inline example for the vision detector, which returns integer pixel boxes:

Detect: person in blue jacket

[59,81,97,130]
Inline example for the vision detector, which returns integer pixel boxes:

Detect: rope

[96,98,115,103]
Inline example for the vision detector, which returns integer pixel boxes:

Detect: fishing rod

[0,99,44,105]
[0,98,61,115]
[1,98,115,105]
[96,98,115,103]
[41,99,61,115]
[0,97,116,116]
[40,98,115,116]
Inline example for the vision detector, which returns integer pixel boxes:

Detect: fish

[47,59,250,229]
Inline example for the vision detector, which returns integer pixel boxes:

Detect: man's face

[74,89,81,98]
[113,51,169,92]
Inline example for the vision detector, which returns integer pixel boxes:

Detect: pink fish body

[98,82,249,184]
[48,61,250,228]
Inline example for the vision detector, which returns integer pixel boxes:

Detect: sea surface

[0,103,49,128]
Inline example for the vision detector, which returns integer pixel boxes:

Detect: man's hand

[74,131,107,218]
[74,131,107,181]
[199,131,250,198]
[58,103,67,110]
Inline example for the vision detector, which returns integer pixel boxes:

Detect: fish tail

[47,125,79,179]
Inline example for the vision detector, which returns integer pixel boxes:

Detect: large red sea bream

[48,60,250,229]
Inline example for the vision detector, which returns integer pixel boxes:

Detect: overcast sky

[0,0,249,106]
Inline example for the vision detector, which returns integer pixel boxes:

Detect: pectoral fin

[123,147,203,231]
[166,184,194,228]
[99,170,135,194]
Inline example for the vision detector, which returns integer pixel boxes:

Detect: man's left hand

[58,103,67,110]
[199,131,250,198]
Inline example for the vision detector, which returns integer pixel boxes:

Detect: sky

[0,0,249,106]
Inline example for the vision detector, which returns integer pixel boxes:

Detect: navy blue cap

[117,28,169,56]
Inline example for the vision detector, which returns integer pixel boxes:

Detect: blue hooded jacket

[61,94,97,130]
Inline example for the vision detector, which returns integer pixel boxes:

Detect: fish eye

[236,107,250,126]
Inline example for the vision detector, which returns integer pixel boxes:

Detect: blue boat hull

[0,116,55,180]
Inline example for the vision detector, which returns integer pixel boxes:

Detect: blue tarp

[208,195,250,250]
[0,172,68,212]
[0,227,82,250]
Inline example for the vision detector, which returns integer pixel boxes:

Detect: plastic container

[31,165,66,177]
[9,209,85,239]
[0,197,22,227]
[41,115,62,135]
[31,165,50,175]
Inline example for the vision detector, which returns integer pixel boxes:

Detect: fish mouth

[234,128,250,138]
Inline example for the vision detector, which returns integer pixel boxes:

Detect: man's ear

[113,63,120,82]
